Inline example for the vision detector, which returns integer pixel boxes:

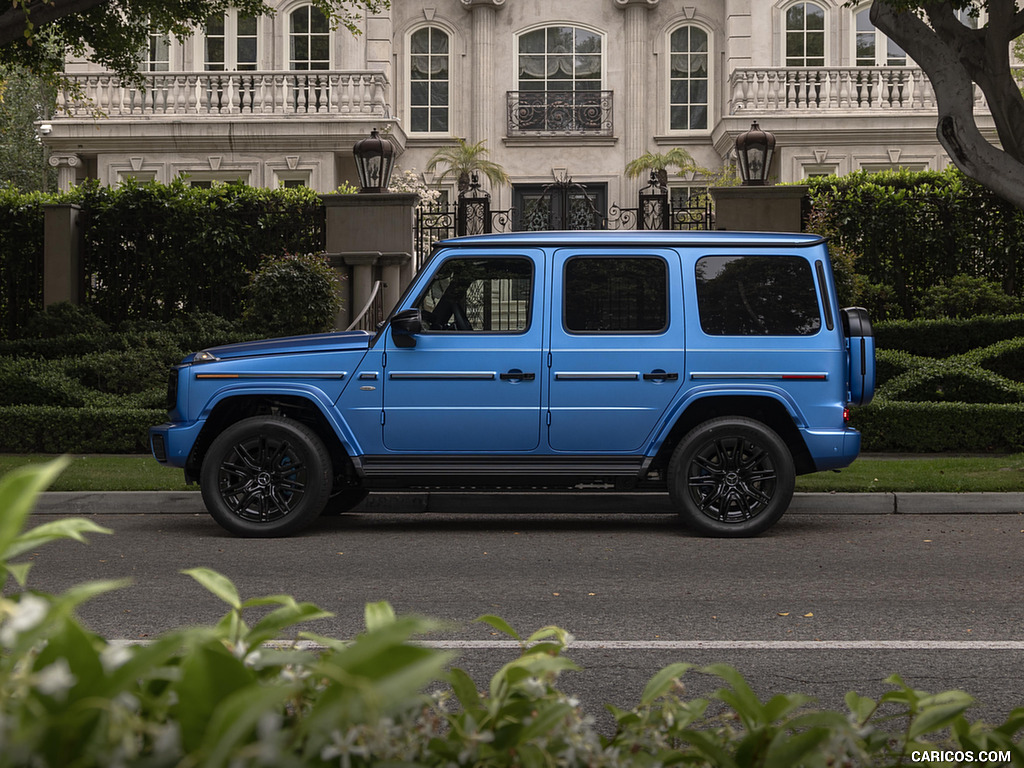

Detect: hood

[183,330,373,363]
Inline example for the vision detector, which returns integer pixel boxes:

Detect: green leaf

[640,662,694,706]
[183,567,241,610]
[4,518,112,561]
[474,614,520,641]
[907,690,975,739]
[364,600,397,632]
[449,667,484,714]
[0,458,69,558]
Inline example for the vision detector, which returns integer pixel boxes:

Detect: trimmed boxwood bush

[0,406,164,453]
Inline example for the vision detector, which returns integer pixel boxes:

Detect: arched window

[517,25,602,93]
[785,2,825,66]
[205,12,258,71]
[290,5,330,70]
[409,26,450,134]
[669,24,709,131]
[854,7,906,66]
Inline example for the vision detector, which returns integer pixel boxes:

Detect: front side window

[564,257,667,333]
[696,255,821,335]
[855,7,906,66]
[669,25,709,131]
[417,258,532,333]
[290,5,330,70]
[785,2,825,66]
[409,26,450,133]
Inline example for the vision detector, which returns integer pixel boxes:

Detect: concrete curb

[33,490,1024,516]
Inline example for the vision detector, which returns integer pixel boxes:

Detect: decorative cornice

[460,0,506,10]
[613,0,660,8]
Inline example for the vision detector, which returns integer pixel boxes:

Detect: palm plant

[624,147,697,186]
[425,138,510,193]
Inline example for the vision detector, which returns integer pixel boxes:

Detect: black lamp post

[735,121,776,186]
[352,128,395,193]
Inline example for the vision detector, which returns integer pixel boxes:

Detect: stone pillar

[461,0,506,145]
[42,204,83,306]
[710,185,809,232]
[615,0,659,165]
[320,192,418,329]
[48,153,81,192]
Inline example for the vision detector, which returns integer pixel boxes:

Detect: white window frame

[666,22,712,135]
[289,4,332,71]
[852,4,907,67]
[203,10,261,71]
[783,1,827,67]
[406,24,452,136]
[514,23,606,94]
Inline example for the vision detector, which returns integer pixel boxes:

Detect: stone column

[43,204,82,306]
[460,0,506,145]
[615,0,659,165]
[710,185,809,232]
[320,192,418,329]
[48,153,81,191]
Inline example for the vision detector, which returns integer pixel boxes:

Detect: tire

[668,417,795,537]
[200,416,331,537]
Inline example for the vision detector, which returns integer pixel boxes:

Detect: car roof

[435,230,826,249]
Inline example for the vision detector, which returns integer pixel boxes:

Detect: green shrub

[2,461,1024,767]
[241,252,341,337]
[21,302,110,338]
[0,406,163,452]
[918,275,1024,319]
[854,401,1024,453]
[875,314,1024,358]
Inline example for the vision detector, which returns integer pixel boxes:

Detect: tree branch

[0,0,109,48]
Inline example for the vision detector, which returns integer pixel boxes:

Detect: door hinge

[382,351,387,368]
[381,410,386,425]
[547,352,552,368]
[546,411,552,426]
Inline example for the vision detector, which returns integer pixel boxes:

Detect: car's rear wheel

[668,417,794,537]
[200,416,331,537]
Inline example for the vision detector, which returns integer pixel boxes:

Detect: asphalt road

[20,490,1024,732]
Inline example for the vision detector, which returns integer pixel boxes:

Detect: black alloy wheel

[200,416,331,537]
[668,417,795,537]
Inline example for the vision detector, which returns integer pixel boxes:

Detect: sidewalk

[33,490,1024,516]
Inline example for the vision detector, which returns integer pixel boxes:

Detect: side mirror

[390,308,422,348]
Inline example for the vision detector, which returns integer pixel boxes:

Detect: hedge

[807,168,1024,319]
[0,181,325,339]
[852,401,1024,453]
[0,406,163,453]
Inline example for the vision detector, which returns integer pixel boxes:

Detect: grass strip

[2,453,1022,494]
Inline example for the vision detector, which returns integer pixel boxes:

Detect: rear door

[382,250,544,452]
[546,249,684,452]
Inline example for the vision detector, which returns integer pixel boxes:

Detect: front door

[547,249,684,452]
[383,252,544,452]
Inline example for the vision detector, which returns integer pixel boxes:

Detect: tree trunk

[871,0,1024,209]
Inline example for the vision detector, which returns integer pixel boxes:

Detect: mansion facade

[42,0,997,223]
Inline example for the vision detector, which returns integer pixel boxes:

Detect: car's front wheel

[200,416,331,537]
[668,417,795,537]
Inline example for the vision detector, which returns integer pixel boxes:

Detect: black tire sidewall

[668,417,795,537]
[200,416,332,537]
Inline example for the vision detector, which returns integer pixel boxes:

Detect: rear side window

[564,257,668,333]
[696,255,821,336]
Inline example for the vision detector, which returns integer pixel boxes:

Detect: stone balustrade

[58,71,390,118]
[729,67,990,114]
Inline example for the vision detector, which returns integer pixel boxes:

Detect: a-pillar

[460,0,506,145]
[615,0,660,165]
[48,153,81,192]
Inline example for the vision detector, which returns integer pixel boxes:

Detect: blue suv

[151,231,875,538]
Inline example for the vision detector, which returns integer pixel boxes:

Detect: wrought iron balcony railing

[56,70,390,118]
[507,90,613,137]
[729,66,992,114]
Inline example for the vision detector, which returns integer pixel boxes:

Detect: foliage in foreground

[2,462,1023,767]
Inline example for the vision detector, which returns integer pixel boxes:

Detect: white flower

[0,594,49,647]
[35,658,76,700]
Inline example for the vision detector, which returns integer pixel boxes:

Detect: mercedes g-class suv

[151,231,875,538]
